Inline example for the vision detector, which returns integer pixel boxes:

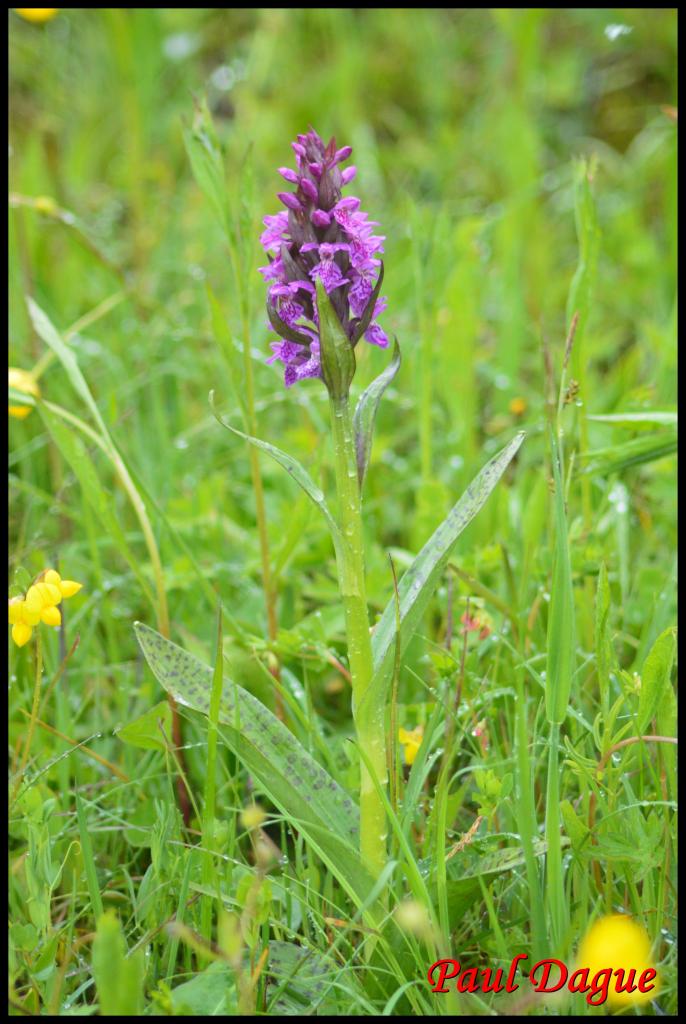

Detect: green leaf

[267,940,342,1015]
[134,623,373,908]
[206,284,246,418]
[595,562,612,709]
[183,95,228,235]
[440,838,568,927]
[92,911,145,1016]
[587,411,677,428]
[115,700,172,751]
[209,393,343,549]
[368,432,525,710]
[545,429,576,725]
[168,962,235,1016]
[27,298,109,438]
[38,400,155,606]
[637,626,676,734]
[560,799,591,853]
[353,338,401,489]
[579,432,677,476]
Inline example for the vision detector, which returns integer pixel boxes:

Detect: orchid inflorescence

[259,128,388,388]
[8,569,82,647]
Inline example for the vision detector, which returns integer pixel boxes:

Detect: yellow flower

[9,367,40,420]
[240,803,267,831]
[398,725,424,766]
[8,597,41,647]
[42,568,83,599]
[576,914,658,1008]
[15,9,59,23]
[509,396,527,416]
[8,568,83,647]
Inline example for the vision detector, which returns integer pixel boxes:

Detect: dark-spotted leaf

[134,623,373,908]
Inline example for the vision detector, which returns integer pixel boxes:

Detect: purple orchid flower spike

[259,128,389,388]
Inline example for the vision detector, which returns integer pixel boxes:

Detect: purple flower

[259,128,389,388]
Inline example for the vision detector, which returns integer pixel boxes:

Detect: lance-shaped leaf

[353,338,401,489]
[637,626,676,734]
[209,392,343,551]
[351,262,385,345]
[134,623,373,908]
[365,432,525,717]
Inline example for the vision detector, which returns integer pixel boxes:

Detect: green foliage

[92,911,145,1016]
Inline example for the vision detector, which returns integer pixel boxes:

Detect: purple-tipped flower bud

[333,145,353,164]
[311,208,332,228]
[277,191,302,211]
[259,129,388,390]
[300,178,319,202]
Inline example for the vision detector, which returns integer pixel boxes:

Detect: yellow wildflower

[240,803,267,831]
[8,597,41,648]
[9,367,40,420]
[575,914,658,1008]
[509,396,527,416]
[15,9,59,23]
[398,725,424,766]
[8,568,83,647]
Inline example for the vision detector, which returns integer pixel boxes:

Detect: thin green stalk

[200,608,225,941]
[545,723,567,950]
[328,393,387,879]
[11,632,43,803]
[514,675,546,962]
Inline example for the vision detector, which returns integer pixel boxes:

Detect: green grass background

[9,8,677,1016]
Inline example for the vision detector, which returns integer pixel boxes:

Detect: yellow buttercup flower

[576,914,658,1008]
[398,725,424,766]
[15,9,59,23]
[9,367,40,420]
[8,568,83,647]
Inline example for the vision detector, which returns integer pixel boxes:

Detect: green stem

[514,675,546,963]
[545,723,567,950]
[11,632,43,803]
[328,393,387,878]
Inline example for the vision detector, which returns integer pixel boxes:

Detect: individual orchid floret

[259,128,388,389]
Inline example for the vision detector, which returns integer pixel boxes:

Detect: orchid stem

[328,392,387,880]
